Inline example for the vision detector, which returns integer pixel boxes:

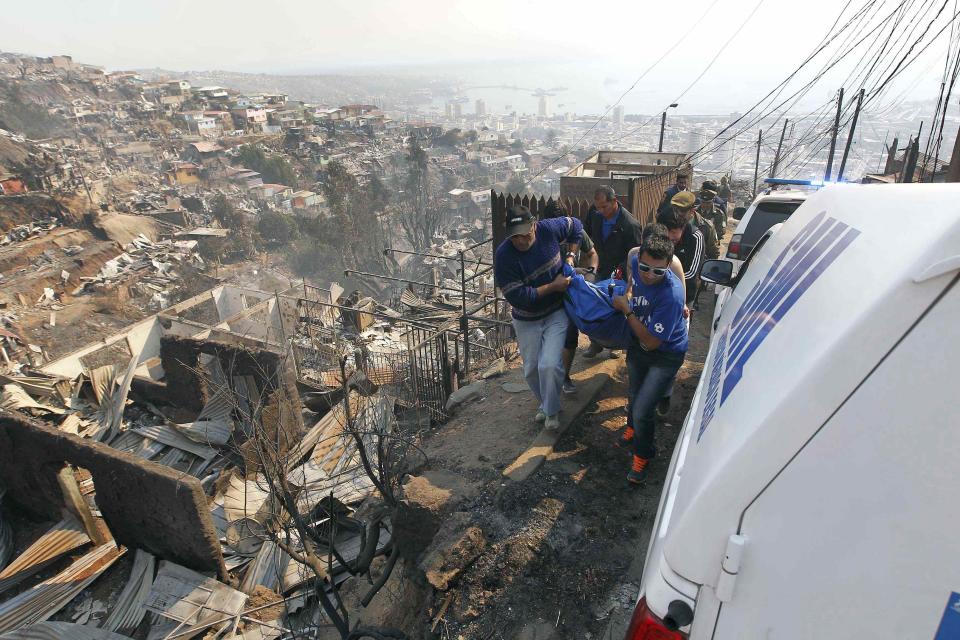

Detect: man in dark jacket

[583,185,643,358]
[657,173,689,216]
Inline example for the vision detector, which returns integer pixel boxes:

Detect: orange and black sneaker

[627,455,649,484]
[616,425,635,448]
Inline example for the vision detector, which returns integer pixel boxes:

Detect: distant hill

[135,67,447,106]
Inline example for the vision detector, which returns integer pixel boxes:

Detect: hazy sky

[1,0,951,112]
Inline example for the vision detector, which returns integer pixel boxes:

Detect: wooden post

[884,136,899,175]
[838,88,865,182]
[753,129,763,197]
[901,137,920,183]
[57,466,109,545]
[825,88,844,181]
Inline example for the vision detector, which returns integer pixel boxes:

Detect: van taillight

[726,234,742,259]
[624,597,688,640]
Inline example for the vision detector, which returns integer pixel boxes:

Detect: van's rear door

[712,278,960,639]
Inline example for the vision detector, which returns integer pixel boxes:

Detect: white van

[625,184,960,639]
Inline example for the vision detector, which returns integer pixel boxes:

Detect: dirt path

[397,283,714,640]
[403,222,733,640]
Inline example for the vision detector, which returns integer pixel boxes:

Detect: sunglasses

[636,262,669,276]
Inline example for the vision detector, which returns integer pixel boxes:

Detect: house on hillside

[183,141,225,167]
[231,107,268,132]
[291,190,321,208]
[226,166,264,189]
[250,183,293,203]
[0,174,28,195]
[164,161,202,187]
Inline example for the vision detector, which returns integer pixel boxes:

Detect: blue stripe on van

[727,220,849,363]
[697,326,728,442]
[696,212,860,443]
[722,225,859,402]
[934,592,960,640]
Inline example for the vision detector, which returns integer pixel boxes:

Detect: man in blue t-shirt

[612,225,688,484]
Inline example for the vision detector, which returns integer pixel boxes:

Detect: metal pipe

[459,250,470,377]
[384,247,492,267]
[343,269,485,298]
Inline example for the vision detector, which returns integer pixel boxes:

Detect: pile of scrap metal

[77,234,205,307]
[0,349,398,637]
[0,219,59,247]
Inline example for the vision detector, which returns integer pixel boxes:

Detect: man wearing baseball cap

[494,205,583,431]
[698,181,727,243]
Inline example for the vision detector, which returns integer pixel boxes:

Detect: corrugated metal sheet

[144,561,247,637]
[0,517,90,595]
[239,541,282,595]
[133,423,216,460]
[0,621,133,639]
[0,543,124,634]
[100,549,155,635]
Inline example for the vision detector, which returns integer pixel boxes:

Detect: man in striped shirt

[494,206,583,431]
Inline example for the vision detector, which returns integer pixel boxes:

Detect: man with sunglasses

[611,226,688,484]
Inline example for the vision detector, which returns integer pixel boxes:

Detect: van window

[742,201,802,247]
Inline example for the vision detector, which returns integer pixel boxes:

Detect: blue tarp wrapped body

[562,271,634,349]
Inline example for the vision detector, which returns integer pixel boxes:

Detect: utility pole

[770,119,789,179]
[948,107,960,181]
[824,88,844,182]
[658,111,667,152]
[753,129,763,197]
[837,88,865,182]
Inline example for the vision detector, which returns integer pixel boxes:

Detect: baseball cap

[670,190,696,210]
[505,206,535,237]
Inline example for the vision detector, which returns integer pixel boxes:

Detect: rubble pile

[0,218,59,246]
[0,342,397,638]
[80,234,205,308]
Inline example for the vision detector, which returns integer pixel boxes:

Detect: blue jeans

[627,345,684,459]
[512,308,569,416]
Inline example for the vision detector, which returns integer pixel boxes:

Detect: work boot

[562,378,577,394]
[544,414,560,432]
[535,408,547,423]
[627,455,650,485]
[582,343,603,358]
[656,397,671,417]
[616,425,635,448]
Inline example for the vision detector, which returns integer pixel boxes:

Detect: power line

[523,0,725,184]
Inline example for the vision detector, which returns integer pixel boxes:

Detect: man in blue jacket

[494,206,583,431]
[612,226,688,484]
